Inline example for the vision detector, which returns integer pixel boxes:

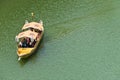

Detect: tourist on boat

[26,37,31,47]
[22,38,27,47]
[29,38,36,47]
[32,40,36,47]
[19,41,22,47]
[28,37,33,47]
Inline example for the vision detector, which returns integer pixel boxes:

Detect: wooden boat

[15,20,44,60]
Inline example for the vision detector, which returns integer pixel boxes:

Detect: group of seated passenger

[19,37,36,48]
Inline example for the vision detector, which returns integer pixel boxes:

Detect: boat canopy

[22,22,43,31]
[17,30,38,39]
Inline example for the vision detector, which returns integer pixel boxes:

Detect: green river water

[0,0,120,80]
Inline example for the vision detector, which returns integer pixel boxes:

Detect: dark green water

[0,0,120,80]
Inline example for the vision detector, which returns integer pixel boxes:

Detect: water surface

[0,0,120,80]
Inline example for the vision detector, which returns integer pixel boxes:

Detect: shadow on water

[18,36,45,66]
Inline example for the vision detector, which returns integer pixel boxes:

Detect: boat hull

[17,31,44,59]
